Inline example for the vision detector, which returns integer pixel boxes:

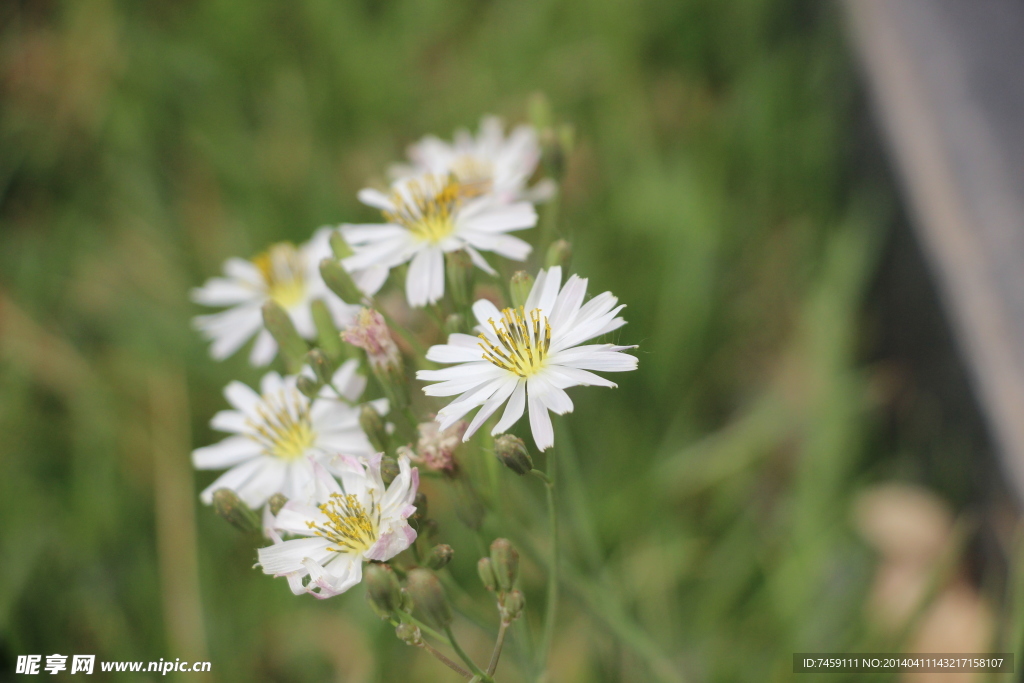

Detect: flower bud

[343,309,405,405]
[414,421,466,474]
[261,301,307,368]
[477,557,498,592]
[329,230,353,260]
[502,589,526,623]
[489,538,519,592]
[310,299,345,359]
[426,544,454,570]
[412,492,428,521]
[359,404,388,453]
[365,591,391,621]
[212,488,260,534]
[380,456,400,486]
[395,622,423,647]
[399,587,414,612]
[296,375,320,399]
[545,239,572,270]
[268,493,288,516]
[494,434,533,475]
[509,271,534,309]
[406,569,452,628]
[319,257,362,304]
[364,563,402,616]
[307,348,334,385]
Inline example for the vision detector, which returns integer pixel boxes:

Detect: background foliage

[1,0,1010,681]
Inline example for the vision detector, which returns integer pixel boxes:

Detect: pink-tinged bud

[342,308,402,374]
[413,420,467,473]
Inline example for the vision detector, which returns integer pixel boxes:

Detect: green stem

[421,641,473,679]
[444,625,493,682]
[398,611,449,647]
[534,452,559,677]
[487,621,509,676]
[373,303,429,358]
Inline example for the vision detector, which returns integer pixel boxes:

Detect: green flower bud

[502,589,526,623]
[380,456,400,486]
[426,544,454,570]
[307,348,333,385]
[412,492,428,520]
[477,557,498,592]
[364,563,402,616]
[494,434,533,476]
[365,591,391,621]
[319,258,362,304]
[261,301,307,369]
[489,538,519,592]
[329,230,353,260]
[359,404,388,453]
[296,375,320,399]
[545,239,572,270]
[310,299,345,359]
[395,622,423,647]
[399,587,414,612]
[211,488,260,534]
[406,569,452,628]
[510,271,534,309]
[268,493,288,516]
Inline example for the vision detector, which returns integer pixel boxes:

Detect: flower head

[342,308,401,374]
[413,420,467,473]
[340,173,537,307]
[258,454,419,599]
[416,267,637,451]
[392,116,555,204]
[192,359,386,508]
[191,228,356,365]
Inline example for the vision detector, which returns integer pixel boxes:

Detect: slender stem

[398,611,449,646]
[444,625,493,682]
[373,303,429,358]
[421,640,473,679]
[487,621,509,676]
[535,452,559,677]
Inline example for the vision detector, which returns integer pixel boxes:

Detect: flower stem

[398,611,449,646]
[533,453,559,678]
[444,625,493,682]
[487,621,509,676]
[421,641,473,679]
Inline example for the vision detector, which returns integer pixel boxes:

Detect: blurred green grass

[0,0,983,681]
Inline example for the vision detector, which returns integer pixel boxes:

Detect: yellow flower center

[383,174,462,244]
[451,155,494,199]
[307,492,380,554]
[479,306,552,378]
[252,243,307,309]
[247,389,316,461]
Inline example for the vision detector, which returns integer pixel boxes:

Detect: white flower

[257,454,419,599]
[416,266,637,451]
[191,227,357,365]
[391,116,555,204]
[340,173,537,307]
[192,359,386,508]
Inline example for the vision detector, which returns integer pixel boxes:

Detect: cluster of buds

[477,538,525,625]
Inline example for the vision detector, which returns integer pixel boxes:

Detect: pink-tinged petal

[365,522,417,561]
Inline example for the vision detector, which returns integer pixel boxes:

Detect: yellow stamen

[306,492,380,553]
[383,174,462,243]
[246,389,316,461]
[252,243,307,309]
[478,306,552,378]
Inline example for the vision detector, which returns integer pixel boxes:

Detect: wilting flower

[191,227,356,365]
[258,454,419,599]
[413,420,467,472]
[391,116,555,204]
[417,267,637,451]
[192,360,385,508]
[340,173,537,307]
[342,308,401,375]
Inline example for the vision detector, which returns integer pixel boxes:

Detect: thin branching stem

[487,621,509,676]
[533,453,559,678]
[444,625,493,682]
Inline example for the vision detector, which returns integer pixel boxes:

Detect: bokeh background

[2,0,1021,681]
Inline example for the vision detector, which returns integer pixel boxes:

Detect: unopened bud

[545,239,572,270]
[489,538,519,592]
[365,591,391,621]
[399,587,414,612]
[413,492,428,520]
[477,557,498,592]
[310,299,345,359]
[212,488,260,534]
[503,589,526,622]
[261,301,307,368]
[268,493,288,516]
[359,404,388,453]
[320,257,362,304]
[365,563,402,615]
[380,456,400,486]
[406,569,452,628]
[426,544,453,570]
[296,375,320,399]
[307,348,333,385]
[510,271,534,309]
[329,230,353,260]
[494,434,533,475]
[395,622,423,647]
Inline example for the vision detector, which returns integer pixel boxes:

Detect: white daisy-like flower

[416,266,637,451]
[340,173,537,307]
[258,454,419,599]
[191,227,357,365]
[391,116,555,204]
[192,359,386,508]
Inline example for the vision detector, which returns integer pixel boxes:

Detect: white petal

[425,340,486,364]
[357,188,394,212]
[191,279,259,306]
[543,365,617,389]
[472,299,503,329]
[198,457,269,504]
[224,381,262,414]
[248,329,278,366]
[491,380,526,435]
[258,537,333,574]
[459,202,537,233]
[210,409,249,434]
[406,247,445,307]
[548,274,588,329]
[463,376,519,439]
[192,436,259,470]
[527,392,554,451]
